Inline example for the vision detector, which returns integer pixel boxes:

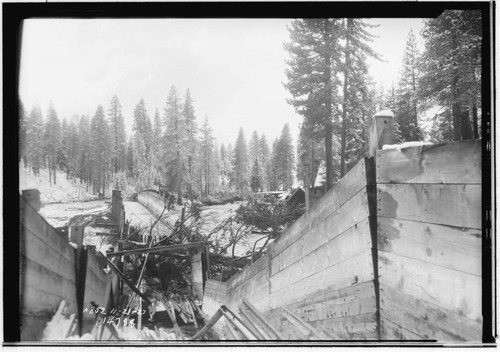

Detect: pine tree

[90,105,112,195]
[26,104,44,176]
[339,18,380,176]
[19,99,27,165]
[126,138,134,178]
[258,135,271,191]
[275,124,295,190]
[232,128,249,192]
[132,99,153,189]
[200,115,215,196]
[394,30,424,142]
[297,121,324,188]
[183,89,199,198]
[58,118,69,177]
[250,159,262,192]
[285,19,343,190]
[44,103,62,185]
[77,115,92,189]
[108,95,127,173]
[163,86,186,201]
[419,10,481,141]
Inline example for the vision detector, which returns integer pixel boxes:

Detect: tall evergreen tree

[90,105,112,195]
[339,18,380,176]
[163,86,186,201]
[19,99,27,165]
[108,95,127,173]
[44,103,62,185]
[275,123,295,190]
[394,30,424,142]
[285,19,343,190]
[200,115,215,196]
[183,89,199,197]
[26,104,44,176]
[232,128,249,191]
[258,135,271,191]
[419,10,482,141]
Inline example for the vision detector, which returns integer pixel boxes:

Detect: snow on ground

[39,200,109,228]
[19,164,98,204]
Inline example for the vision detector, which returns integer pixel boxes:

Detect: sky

[19,18,425,147]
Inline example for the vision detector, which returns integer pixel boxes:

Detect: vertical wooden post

[368,110,395,158]
[71,225,87,337]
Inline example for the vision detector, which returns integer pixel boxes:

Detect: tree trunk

[451,30,461,141]
[472,102,479,139]
[323,20,334,191]
[460,107,473,140]
[340,19,351,178]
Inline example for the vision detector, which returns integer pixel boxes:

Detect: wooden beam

[279,306,330,339]
[95,251,150,304]
[241,298,284,340]
[188,307,224,340]
[106,241,207,258]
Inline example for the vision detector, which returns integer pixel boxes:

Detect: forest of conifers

[18,11,483,199]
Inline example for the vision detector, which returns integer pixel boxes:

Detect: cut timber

[379,284,482,341]
[279,306,330,339]
[238,307,268,339]
[380,316,425,340]
[165,300,185,340]
[107,241,207,258]
[191,251,204,300]
[242,298,284,339]
[220,306,258,340]
[377,183,481,229]
[308,312,377,340]
[379,251,481,321]
[188,307,224,340]
[378,217,481,276]
[95,251,150,304]
[376,139,481,184]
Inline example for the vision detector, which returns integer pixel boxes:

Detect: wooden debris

[220,306,258,340]
[188,307,224,340]
[279,306,330,339]
[241,298,284,340]
[107,241,207,258]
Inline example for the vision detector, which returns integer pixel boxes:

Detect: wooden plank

[296,295,376,323]
[380,316,425,340]
[227,255,269,288]
[377,139,481,184]
[271,216,371,278]
[238,306,269,339]
[107,241,206,258]
[242,298,284,339]
[270,249,374,306]
[279,306,331,339]
[377,183,481,229]
[95,252,150,304]
[22,219,75,264]
[22,227,76,280]
[379,251,481,321]
[380,284,482,341]
[311,312,377,340]
[378,217,481,276]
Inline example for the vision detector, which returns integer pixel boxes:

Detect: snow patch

[382,141,434,152]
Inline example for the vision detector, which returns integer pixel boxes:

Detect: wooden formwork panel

[272,157,372,256]
[377,183,481,229]
[376,139,481,184]
[380,284,482,341]
[270,249,374,308]
[270,217,372,294]
[378,217,481,276]
[271,191,371,277]
[268,280,377,340]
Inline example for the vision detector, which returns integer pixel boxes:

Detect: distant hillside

[19,165,99,204]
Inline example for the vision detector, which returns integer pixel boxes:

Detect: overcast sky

[19,18,425,147]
